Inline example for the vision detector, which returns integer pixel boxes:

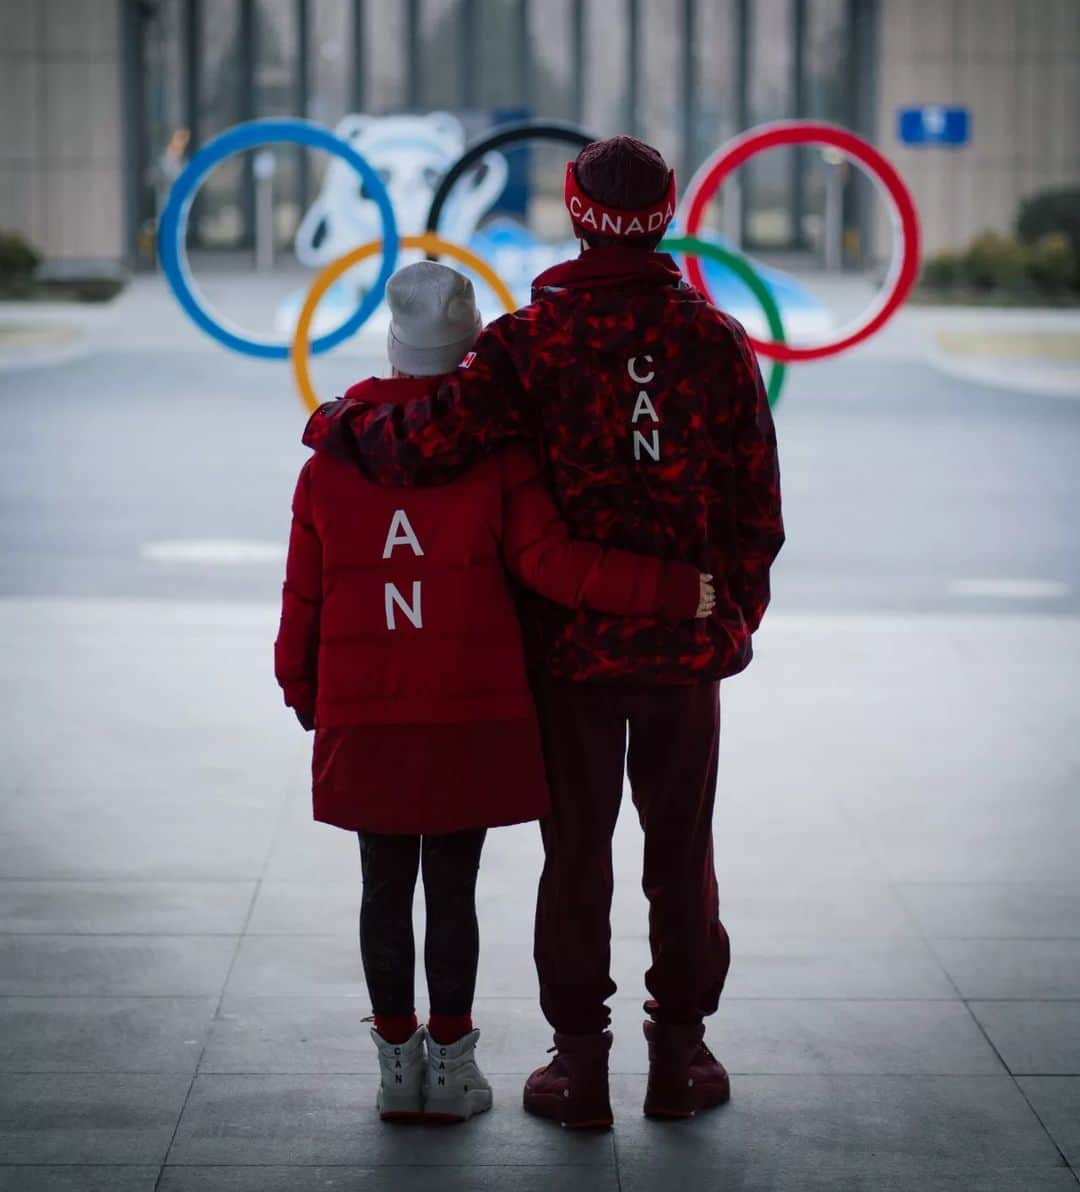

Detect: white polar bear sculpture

[294,111,509,294]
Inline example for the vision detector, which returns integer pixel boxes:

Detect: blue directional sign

[898,106,971,147]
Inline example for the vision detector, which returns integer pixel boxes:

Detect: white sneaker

[371,1025,427,1121]
[424,1028,494,1122]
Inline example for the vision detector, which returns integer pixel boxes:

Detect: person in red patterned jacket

[303,137,784,1127]
[277,259,712,1126]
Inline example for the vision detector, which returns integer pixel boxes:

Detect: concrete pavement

[1,599,1078,1189]
[1,270,1079,1190]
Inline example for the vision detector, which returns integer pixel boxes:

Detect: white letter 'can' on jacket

[385,581,423,630]
[382,509,424,559]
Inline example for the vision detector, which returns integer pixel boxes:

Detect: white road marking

[140,539,286,565]
[948,578,1069,599]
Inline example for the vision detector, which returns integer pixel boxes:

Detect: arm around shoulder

[500,447,702,619]
[302,317,531,488]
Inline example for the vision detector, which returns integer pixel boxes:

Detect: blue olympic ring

[157,118,399,360]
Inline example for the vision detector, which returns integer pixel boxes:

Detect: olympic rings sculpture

[158,115,920,410]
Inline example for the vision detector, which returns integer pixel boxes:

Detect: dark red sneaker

[522,1030,614,1129]
[643,1018,730,1119]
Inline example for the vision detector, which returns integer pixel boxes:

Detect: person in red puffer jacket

[275,259,712,1126]
[301,137,784,1128]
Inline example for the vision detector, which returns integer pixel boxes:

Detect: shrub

[962,231,1028,291]
[0,230,41,282]
[921,252,961,290]
[1025,232,1075,293]
[1017,187,1080,289]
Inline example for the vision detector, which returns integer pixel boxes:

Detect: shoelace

[541,1044,569,1077]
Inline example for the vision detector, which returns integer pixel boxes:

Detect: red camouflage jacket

[304,245,784,684]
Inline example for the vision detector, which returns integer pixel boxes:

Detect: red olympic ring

[681,121,921,363]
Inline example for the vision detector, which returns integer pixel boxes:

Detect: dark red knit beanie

[574,135,672,211]
[571,135,673,249]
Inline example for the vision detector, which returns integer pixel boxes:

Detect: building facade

[1,0,1077,270]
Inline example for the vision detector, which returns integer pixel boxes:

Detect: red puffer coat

[275,376,702,836]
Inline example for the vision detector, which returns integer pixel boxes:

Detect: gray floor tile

[716,938,958,1000]
[1018,1077,1080,1167]
[711,999,1004,1075]
[855,811,1080,883]
[900,882,1080,939]
[716,879,917,940]
[201,997,639,1075]
[262,819,365,883]
[4,652,304,798]
[168,1073,615,1167]
[0,1073,191,1163]
[0,880,255,934]
[0,1169,159,1192]
[0,791,279,881]
[245,876,916,960]
[201,997,1005,1077]
[971,1002,1080,1075]
[158,1165,620,1192]
[223,936,367,997]
[247,881,360,935]
[0,935,237,996]
[201,996,374,1073]
[708,818,881,882]
[0,996,216,1073]
[619,1164,1080,1192]
[472,920,956,1004]
[611,1074,1065,1183]
[933,940,1080,999]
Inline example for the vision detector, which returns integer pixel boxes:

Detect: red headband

[564,162,677,241]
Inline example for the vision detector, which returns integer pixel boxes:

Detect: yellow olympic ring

[291,233,519,413]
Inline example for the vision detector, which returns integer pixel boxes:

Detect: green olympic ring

[661,235,787,409]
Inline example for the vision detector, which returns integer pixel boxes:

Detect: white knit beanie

[385,260,482,376]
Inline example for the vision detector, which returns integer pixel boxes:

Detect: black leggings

[358,829,487,1017]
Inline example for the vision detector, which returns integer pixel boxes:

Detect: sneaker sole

[562,1116,615,1130]
[377,1087,425,1120]
[424,1089,493,1123]
[643,1088,730,1119]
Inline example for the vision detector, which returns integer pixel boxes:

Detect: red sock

[373,1012,418,1044]
[427,1013,473,1045]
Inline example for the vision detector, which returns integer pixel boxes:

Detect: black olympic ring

[424,119,596,242]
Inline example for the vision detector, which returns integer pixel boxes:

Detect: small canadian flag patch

[461,351,477,369]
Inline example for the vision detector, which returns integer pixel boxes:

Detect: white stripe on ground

[948,578,1069,599]
[140,538,286,564]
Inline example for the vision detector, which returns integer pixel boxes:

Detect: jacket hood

[341,375,442,405]
[302,374,439,453]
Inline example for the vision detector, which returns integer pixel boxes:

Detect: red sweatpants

[532,677,730,1033]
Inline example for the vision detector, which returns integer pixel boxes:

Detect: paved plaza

[1,281,1079,1190]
